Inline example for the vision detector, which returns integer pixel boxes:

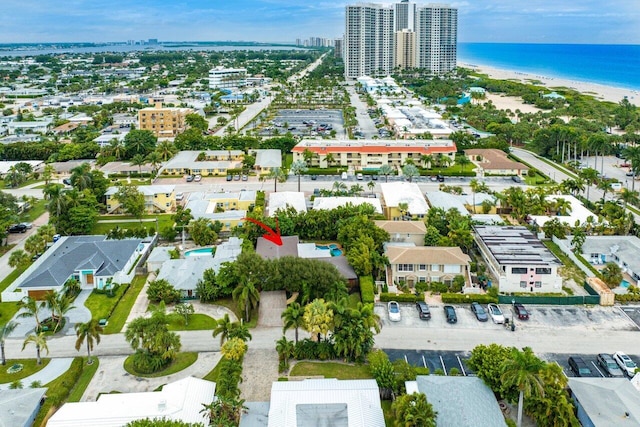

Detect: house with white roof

[264,379,384,427]
[568,378,640,427]
[268,192,307,217]
[380,182,429,220]
[312,196,382,214]
[568,235,640,284]
[252,149,282,174]
[425,191,469,216]
[160,150,243,177]
[529,194,597,228]
[47,376,216,427]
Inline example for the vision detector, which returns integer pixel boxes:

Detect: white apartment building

[208,67,247,91]
[344,1,457,78]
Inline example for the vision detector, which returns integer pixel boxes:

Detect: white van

[610,182,623,192]
[341,172,348,180]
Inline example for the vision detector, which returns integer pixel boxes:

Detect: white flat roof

[105,185,175,197]
[312,197,382,214]
[380,182,429,215]
[268,192,307,217]
[530,194,597,227]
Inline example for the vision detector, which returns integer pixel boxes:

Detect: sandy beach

[459,62,639,106]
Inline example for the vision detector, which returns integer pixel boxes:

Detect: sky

[0,0,638,44]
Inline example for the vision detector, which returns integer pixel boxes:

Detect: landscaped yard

[214,297,258,328]
[123,352,198,378]
[105,274,148,334]
[0,302,20,323]
[167,313,217,331]
[91,214,174,235]
[84,283,130,322]
[67,359,100,402]
[0,358,51,384]
[289,361,373,380]
[20,199,47,223]
[0,244,16,258]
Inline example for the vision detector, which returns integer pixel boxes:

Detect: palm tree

[402,164,419,183]
[469,179,490,214]
[212,314,234,346]
[42,164,56,185]
[9,250,30,269]
[74,319,103,364]
[501,347,546,427]
[45,291,76,332]
[1,321,18,365]
[43,184,67,216]
[290,160,308,192]
[456,154,471,172]
[420,154,434,169]
[228,322,252,342]
[275,336,294,370]
[324,153,336,167]
[367,180,375,195]
[579,168,599,201]
[22,332,49,365]
[130,154,146,176]
[18,297,45,332]
[618,188,640,210]
[232,280,260,322]
[156,140,177,161]
[349,184,364,196]
[378,164,394,182]
[263,167,286,192]
[145,151,163,176]
[70,163,92,191]
[281,302,304,343]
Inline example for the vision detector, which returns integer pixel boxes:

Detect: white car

[194,174,202,182]
[387,301,401,322]
[487,303,505,324]
[613,351,638,377]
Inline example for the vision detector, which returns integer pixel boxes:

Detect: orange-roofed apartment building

[292,139,456,171]
[138,103,193,138]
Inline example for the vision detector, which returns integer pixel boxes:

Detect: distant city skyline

[1,0,638,45]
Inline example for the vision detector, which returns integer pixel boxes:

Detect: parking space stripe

[440,356,447,375]
[422,355,427,369]
[456,356,467,376]
[590,361,605,377]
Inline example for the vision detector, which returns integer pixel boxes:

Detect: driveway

[0,358,74,390]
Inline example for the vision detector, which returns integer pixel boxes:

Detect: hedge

[440,293,498,304]
[419,170,476,177]
[615,294,640,303]
[359,276,374,304]
[379,292,423,303]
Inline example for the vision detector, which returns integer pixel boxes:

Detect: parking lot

[374,303,640,332]
[256,108,345,138]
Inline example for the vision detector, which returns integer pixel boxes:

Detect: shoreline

[458,61,639,105]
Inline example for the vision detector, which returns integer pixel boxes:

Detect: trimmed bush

[379,292,422,303]
[440,293,498,304]
[360,276,375,304]
[47,358,84,407]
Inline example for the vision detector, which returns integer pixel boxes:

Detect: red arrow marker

[243,217,283,246]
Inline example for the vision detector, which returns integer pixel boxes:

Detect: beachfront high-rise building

[344,1,457,78]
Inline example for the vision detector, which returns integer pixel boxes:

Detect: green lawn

[289,362,373,380]
[0,263,31,295]
[67,359,100,402]
[381,400,394,426]
[103,274,148,334]
[214,298,258,328]
[20,199,47,223]
[123,352,198,378]
[92,214,174,235]
[84,283,129,321]
[168,313,217,331]
[0,358,51,384]
[0,302,20,323]
[348,292,362,308]
[202,356,224,382]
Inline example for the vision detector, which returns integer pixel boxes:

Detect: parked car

[613,351,638,377]
[226,175,233,181]
[371,174,378,181]
[487,303,505,324]
[356,173,364,180]
[62,178,72,186]
[568,356,597,377]
[387,301,401,322]
[175,193,184,202]
[597,353,625,378]
[233,174,241,181]
[194,174,202,182]
[311,175,318,180]
[416,301,431,320]
[185,175,194,182]
[19,222,33,229]
[437,174,445,182]
[444,305,457,323]
[513,303,530,320]
[471,302,488,321]
[7,224,27,233]
[242,175,248,181]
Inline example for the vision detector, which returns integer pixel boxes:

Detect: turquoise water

[458,43,640,91]
[184,247,214,257]
[315,244,342,257]
[621,280,630,288]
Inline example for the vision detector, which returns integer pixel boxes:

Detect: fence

[497,294,600,305]
[134,233,159,275]
[551,235,598,277]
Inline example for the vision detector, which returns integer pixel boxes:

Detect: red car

[513,303,529,320]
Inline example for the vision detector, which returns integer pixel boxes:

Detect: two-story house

[105,185,176,214]
[385,245,471,287]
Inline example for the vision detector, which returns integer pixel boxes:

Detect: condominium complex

[344,1,457,78]
[208,67,247,91]
[138,103,192,138]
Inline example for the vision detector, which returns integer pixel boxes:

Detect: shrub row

[103,283,130,319]
[360,276,375,304]
[379,292,423,303]
[418,170,476,177]
[615,294,640,303]
[47,357,84,407]
[293,338,336,361]
[440,293,499,304]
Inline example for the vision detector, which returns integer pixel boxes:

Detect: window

[419,264,426,271]
[397,264,414,272]
[512,267,527,274]
[520,281,527,288]
[418,277,426,283]
[535,281,542,288]
[535,268,551,275]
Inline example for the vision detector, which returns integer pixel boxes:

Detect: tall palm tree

[378,164,394,182]
[145,151,163,176]
[130,154,146,176]
[579,168,599,201]
[456,154,471,172]
[8,250,30,269]
[43,184,67,216]
[232,280,260,322]
[618,188,640,210]
[70,163,92,191]
[420,154,434,169]
[367,180,375,195]
[501,347,546,427]
[469,179,490,214]
[22,332,49,365]
[1,321,18,365]
[213,313,234,346]
[290,160,308,192]
[263,167,286,192]
[156,140,177,161]
[18,297,45,332]
[74,319,103,364]
[281,302,304,343]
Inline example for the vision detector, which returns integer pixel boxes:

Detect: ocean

[457,43,640,91]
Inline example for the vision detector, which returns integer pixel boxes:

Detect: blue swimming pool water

[185,247,214,257]
[315,244,342,256]
[620,280,630,288]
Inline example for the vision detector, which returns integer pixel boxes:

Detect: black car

[416,301,431,320]
[371,175,378,181]
[436,174,445,182]
[311,175,318,180]
[62,178,72,185]
[513,303,529,320]
[568,356,597,377]
[226,175,233,181]
[7,224,27,233]
[444,305,457,323]
[471,302,488,321]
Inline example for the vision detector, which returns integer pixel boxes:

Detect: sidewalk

[0,358,73,390]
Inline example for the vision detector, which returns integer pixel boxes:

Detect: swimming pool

[315,244,343,257]
[184,247,214,257]
[620,279,630,288]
